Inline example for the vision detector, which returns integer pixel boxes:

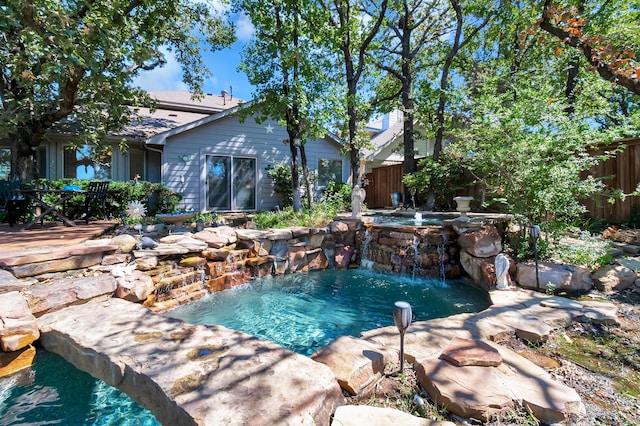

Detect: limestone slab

[490,342,585,423]
[439,337,502,367]
[38,299,344,426]
[331,405,454,426]
[10,252,104,278]
[415,357,515,421]
[23,274,116,316]
[312,335,397,395]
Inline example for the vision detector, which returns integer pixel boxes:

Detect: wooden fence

[364,138,640,223]
[581,138,640,223]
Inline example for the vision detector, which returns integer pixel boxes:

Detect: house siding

[162,115,346,212]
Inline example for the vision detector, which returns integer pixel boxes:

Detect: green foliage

[268,163,295,208]
[1,0,234,180]
[403,154,471,210]
[507,226,612,270]
[23,179,181,222]
[253,207,321,229]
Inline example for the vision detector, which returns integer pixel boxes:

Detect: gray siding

[163,114,346,212]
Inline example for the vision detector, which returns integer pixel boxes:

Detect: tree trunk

[299,142,313,210]
[288,135,303,212]
[11,126,40,182]
[401,13,415,208]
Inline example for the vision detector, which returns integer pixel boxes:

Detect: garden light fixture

[393,301,412,373]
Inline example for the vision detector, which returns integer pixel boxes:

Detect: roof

[147,100,344,147]
[363,120,405,161]
[114,91,245,141]
[147,91,244,113]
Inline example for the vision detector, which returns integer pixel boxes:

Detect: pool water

[167,269,491,356]
[0,349,159,426]
[370,214,455,226]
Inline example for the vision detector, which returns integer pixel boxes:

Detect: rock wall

[0,217,512,376]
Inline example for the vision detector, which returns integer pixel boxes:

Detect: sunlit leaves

[1,0,234,179]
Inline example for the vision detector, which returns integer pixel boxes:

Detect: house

[0,91,349,212]
[361,110,434,208]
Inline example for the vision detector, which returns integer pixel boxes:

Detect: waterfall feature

[356,223,459,280]
[360,228,374,269]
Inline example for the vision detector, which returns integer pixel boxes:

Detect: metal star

[265,124,274,134]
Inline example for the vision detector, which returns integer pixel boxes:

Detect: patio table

[21,189,85,230]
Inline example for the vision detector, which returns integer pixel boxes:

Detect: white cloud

[235,12,255,42]
[133,48,189,92]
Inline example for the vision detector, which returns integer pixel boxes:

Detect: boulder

[335,245,354,269]
[0,291,40,351]
[516,261,593,294]
[591,264,636,292]
[312,335,398,395]
[456,225,502,258]
[0,269,24,294]
[135,256,158,271]
[459,251,496,291]
[116,270,155,302]
[330,221,349,233]
[110,234,137,253]
[101,253,130,266]
[288,246,308,273]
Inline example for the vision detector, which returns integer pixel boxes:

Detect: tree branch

[539,0,640,96]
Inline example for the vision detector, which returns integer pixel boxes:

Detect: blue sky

[133,12,256,101]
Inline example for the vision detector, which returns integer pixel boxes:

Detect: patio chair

[0,180,26,226]
[84,181,110,224]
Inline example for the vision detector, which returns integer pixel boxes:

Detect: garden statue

[495,253,512,289]
[351,185,366,218]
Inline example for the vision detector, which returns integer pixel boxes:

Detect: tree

[318,0,389,186]
[537,0,640,96]
[376,0,453,205]
[238,0,331,212]
[1,0,234,181]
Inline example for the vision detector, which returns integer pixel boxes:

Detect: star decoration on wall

[265,124,274,134]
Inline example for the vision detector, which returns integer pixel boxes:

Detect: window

[317,158,343,187]
[64,145,111,180]
[0,148,9,180]
[128,149,145,181]
[207,155,256,210]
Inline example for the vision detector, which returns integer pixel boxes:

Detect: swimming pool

[0,349,159,426]
[1,270,490,424]
[166,269,491,356]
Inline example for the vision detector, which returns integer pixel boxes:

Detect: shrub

[25,179,181,222]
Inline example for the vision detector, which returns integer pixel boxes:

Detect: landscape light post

[530,225,541,290]
[393,301,412,374]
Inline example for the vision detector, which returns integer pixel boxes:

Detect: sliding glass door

[206,155,256,211]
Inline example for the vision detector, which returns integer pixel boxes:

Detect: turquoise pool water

[0,269,490,424]
[167,269,491,356]
[0,349,159,426]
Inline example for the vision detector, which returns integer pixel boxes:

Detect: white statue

[351,185,366,218]
[495,253,511,290]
